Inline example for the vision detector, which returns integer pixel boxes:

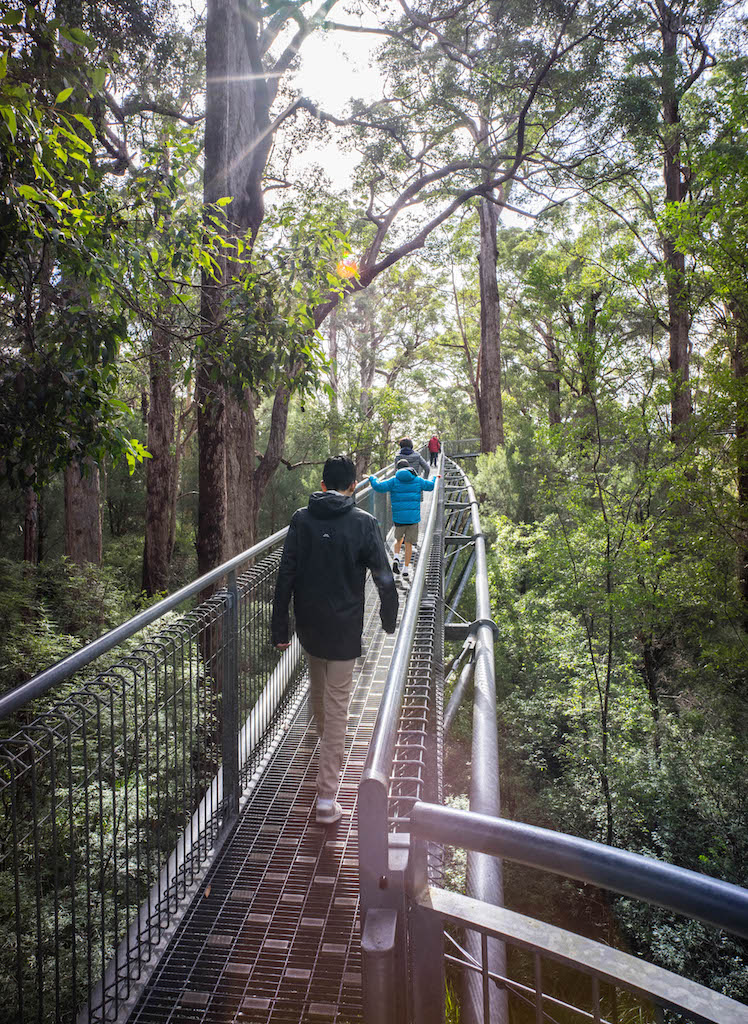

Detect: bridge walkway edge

[127,496,434,1024]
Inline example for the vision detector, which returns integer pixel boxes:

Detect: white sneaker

[316,799,343,825]
[392,558,401,575]
[401,567,410,582]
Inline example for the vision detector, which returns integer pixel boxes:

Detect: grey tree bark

[653,0,712,439]
[477,198,504,452]
[142,320,176,595]
[731,305,748,625]
[659,2,692,438]
[23,487,39,565]
[540,323,562,426]
[64,459,102,565]
[198,0,292,570]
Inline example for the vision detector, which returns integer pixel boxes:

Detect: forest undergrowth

[441,430,748,1005]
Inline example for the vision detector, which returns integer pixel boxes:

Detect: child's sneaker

[316,799,343,825]
[392,558,401,575]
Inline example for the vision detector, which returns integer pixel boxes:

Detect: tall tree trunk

[169,400,190,563]
[37,488,45,563]
[578,292,601,404]
[23,486,39,565]
[641,641,662,765]
[658,1,692,439]
[328,305,339,414]
[225,392,256,556]
[64,458,102,565]
[251,382,293,531]
[356,322,378,476]
[142,320,176,595]
[477,198,504,452]
[541,324,562,426]
[198,0,275,571]
[196,303,227,578]
[731,306,748,624]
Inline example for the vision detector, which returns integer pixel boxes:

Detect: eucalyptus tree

[358,0,617,453]
[666,47,748,622]
[499,207,663,429]
[327,263,446,473]
[196,0,636,569]
[602,0,728,439]
[0,2,155,564]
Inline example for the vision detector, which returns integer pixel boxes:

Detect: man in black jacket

[271,455,398,824]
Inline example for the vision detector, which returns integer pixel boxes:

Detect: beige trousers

[305,653,356,799]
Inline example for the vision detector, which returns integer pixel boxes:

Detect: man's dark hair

[399,437,413,449]
[396,458,410,469]
[323,454,356,492]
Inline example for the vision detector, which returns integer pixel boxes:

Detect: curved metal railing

[0,463,396,1024]
[407,802,748,1024]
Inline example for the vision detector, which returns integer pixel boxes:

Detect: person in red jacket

[428,433,441,467]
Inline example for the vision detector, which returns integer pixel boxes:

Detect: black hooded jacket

[271,490,398,660]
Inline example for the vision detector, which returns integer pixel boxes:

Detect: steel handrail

[358,456,442,1024]
[361,471,441,797]
[444,456,506,1024]
[410,801,748,940]
[0,467,393,721]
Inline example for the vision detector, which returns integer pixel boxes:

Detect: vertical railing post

[222,570,240,826]
[463,469,508,1024]
[359,777,409,1024]
[408,833,446,1024]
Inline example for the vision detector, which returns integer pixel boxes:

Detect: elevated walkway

[127,487,437,1024]
[129,570,400,1023]
[2,450,747,1024]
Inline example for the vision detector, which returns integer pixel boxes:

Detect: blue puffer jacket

[369,468,436,525]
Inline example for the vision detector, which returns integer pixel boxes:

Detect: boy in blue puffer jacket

[369,459,437,581]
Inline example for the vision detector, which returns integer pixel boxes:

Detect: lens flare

[335,256,359,279]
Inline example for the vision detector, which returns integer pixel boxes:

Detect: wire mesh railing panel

[127,561,398,1024]
[444,438,481,458]
[0,541,294,1024]
[0,467,396,1024]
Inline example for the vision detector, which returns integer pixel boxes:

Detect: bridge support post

[359,779,409,1024]
[361,909,398,1024]
[409,835,446,1024]
[222,570,240,825]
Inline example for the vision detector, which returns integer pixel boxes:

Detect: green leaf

[1,11,23,25]
[17,183,44,201]
[1,105,17,139]
[216,196,233,206]
[59,26,95,49]
[72,112,96,135]
[55,87,74,104]
[90,67,106,91]
[109,399,131,414]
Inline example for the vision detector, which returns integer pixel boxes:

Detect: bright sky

[294,28,385,114]
[290,13,388,186]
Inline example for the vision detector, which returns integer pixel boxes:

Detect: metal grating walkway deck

[127,497,434,1024]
